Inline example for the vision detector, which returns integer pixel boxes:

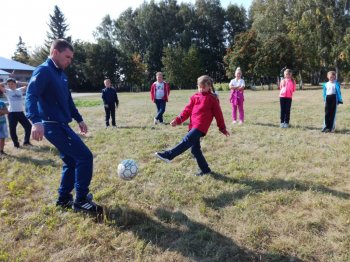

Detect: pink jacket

[150,81,170,102]
[279,79,296,98]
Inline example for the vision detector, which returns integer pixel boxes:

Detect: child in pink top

[279,69,296,128]
[229,67,245,125]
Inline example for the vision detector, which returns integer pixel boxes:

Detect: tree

[46,5,71,43]
[124,53,148,91]
[224,30,259,81]
[94,15,118,45]
[224,4,248,47]
[32,5,72,64]
[193,0,226,81]
[162,45,202,89]
[82,39,119,90]
[12,36,30,64]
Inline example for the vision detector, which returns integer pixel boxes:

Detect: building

[0,57,35,83]
[0,69,10,82]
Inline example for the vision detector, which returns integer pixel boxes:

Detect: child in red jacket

[155,75,230,176]
[150,72,170,124]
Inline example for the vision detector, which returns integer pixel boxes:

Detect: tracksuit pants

[232,99,244,122]
[325,94,337,130]
[104,103,116,126]
[43,122,93,202]
[8,111,32,147]
[280,97,292,124]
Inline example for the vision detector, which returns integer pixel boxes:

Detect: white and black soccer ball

[117,159,138,180]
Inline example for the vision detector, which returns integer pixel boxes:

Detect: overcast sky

[1,0,251,59]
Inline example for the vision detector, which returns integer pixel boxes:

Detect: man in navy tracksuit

[102,79,119,128]
[25,39,102,215]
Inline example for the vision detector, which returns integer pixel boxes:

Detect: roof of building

[0,69,10,75]
[0,56,35,71]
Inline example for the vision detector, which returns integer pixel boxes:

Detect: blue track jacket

[25,58,83,124]
[322,81,343,104]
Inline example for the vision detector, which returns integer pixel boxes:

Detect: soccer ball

[117,159,138,180]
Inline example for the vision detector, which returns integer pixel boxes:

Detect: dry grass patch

[0,89,350,261]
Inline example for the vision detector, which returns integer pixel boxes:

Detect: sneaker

[73,193,103,215]
[153,118,159,125]
[155,152,171,163]
[238,120,243,125]
[280,123,285,128]
[321,127,327,132]
[0,150,7,156]
[23,142,33,146]
[284,123,289,128]
[194,170,212,176]
[232,120,237,125]
[56,194,73,209]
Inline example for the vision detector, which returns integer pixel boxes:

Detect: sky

[1,0,251,59]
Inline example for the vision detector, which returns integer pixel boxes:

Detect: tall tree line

[13,0,350,91]
[225,0,350,85]
[13,1,247,91]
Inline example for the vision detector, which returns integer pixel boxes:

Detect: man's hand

[79,121,88,135]
[32,123,44,141]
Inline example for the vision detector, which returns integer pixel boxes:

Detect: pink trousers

[231,99,244,122]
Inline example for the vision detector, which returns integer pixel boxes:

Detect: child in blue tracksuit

[322,71,343,132]
[102,79,119,128]
[25,39,102,215]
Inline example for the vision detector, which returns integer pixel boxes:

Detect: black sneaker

[56,195,73,209]
[194,170,212,176]
[0,150,7,156]
[23,142,33,146]
[73,194,103,215]
[155,152,171,163]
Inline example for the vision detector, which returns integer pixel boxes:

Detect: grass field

[1,89,350,262]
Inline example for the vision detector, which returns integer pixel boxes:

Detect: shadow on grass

[103,125,167,130]
[103,206,301,262]
[252,122,350,134]
[3,145,59,167]
[8,155,59,167]
[206,172,350,209]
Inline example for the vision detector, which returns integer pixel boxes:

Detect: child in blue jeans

[155,75,230,176]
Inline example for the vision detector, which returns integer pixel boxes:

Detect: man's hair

[50,39,74,54]
[327,71,336,76]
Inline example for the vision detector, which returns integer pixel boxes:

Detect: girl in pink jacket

[279,69,296,128]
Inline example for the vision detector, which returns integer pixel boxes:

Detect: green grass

[1,89,350,261]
